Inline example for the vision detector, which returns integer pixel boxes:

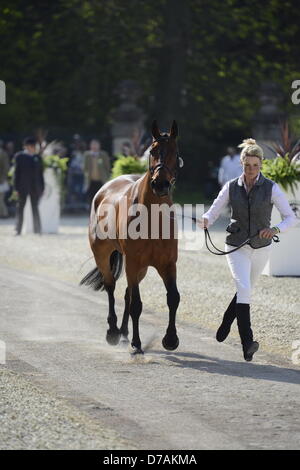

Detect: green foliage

[172,187,207,205]
[262,154,300,195]
[42,154,69,173]
[111,156,147,178]
[7,165,14,185]
[42,154,69,203]
[1,0,300,187]
[114,153,136,159]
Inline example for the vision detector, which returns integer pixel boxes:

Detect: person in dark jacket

[14,137,45,235]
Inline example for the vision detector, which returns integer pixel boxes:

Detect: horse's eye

[178,157,184,168]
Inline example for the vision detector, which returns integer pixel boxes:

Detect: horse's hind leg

[157,263,180,351]
[93,243,120,345]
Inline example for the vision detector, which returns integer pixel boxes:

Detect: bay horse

[80,120,182,354]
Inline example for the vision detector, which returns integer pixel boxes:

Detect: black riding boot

[236,303,259,362]
[216,293,237,342]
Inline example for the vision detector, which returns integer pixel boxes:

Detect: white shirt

[203,173,297,233]
[218,154,242,186]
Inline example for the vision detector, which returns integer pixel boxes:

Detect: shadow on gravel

[154,351,300,385]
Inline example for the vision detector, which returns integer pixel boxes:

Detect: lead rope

[168,214,280,255]
[204,227,280,256]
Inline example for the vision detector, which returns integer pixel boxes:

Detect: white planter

[24,168,60,234]
[262,182,300,276]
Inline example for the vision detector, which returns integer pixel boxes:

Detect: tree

[1,0,300,185]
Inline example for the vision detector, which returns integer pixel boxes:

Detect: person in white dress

[200,138,297,361]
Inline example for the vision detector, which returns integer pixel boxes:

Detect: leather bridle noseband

[148,135,181,186]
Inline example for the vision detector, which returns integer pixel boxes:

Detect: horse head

[149,120,183,197]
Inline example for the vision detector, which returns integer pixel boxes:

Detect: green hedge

[111,156,147,179]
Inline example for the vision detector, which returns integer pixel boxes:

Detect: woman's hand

[198,217,208,229]
[259,227,276,239]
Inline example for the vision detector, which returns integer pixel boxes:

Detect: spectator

[14,136,44,235]
[131,127,142,156]
[5,140,15,164]
[218,146,242,187]
[67,135,86,205]
[120,141,133,157]
[0,140,10,218]
[4,141,16,216]
[84,139,111,205]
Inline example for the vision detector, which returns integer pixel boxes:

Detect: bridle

[148,135,182,186]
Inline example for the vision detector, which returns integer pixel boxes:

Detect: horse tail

[110,250,123,281]
[79,266,105,291]
[79,250,123,291]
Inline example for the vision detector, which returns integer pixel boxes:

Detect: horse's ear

[151,120,161,140]
[170,120,178,139]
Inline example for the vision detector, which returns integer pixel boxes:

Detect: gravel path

[0,215,299,361]
[0,368,133,450]
[0,215,299,450]
[1,265,299,450]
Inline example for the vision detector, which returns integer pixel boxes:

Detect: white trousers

[225,243,271,304]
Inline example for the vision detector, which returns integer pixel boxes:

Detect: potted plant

[42,153,69,204]
[262,121,300,195]
[261,122,300,275]
[111,155,147,179]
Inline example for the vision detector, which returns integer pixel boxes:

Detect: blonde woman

[201,139,297,361]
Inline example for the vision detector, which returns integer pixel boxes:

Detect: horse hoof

[130,345,144,356]
[106,329,121,346]
[119,335,129,346]
[162,335,179,351]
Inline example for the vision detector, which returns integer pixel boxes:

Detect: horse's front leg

[129,284,143,354]
[158,264,180,351]
[119,287,130,344]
